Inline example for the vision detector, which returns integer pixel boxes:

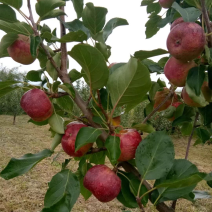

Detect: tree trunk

[13,113,16,125]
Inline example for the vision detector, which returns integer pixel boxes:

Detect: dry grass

[0,115,211,212]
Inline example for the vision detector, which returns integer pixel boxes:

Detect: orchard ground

[0,115,212,212]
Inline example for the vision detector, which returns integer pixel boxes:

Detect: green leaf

[54,95,73,114]
[68,69,82,82]
[103,18,129,41]
[195,128,210,144]
[198,103,212,126]
[59,83,75,98]
[181,122,193,136]
[0,80,20,90]
[186,66,205,96]
[51,133,62,151]
[107,58,151,112]
[172,2,202,22]
[48,114,64,134]
[69,44,109,90]
[26,70,43,82]
[105,136,121,165]
[0,85,21,98]
[134,48,168,60]
[142,59,163,74]
[95,42,111,61]
[0,33,18,58]
[28,119,49,126]
[52,81,61,93]
[52,30,87,43]
[41,9,66,21]
[0,21,33,35]
[135,131,175,180]
[89,151,106,165]
[36,0,65,18]
[149,82,161,101]
[43,169,80,211]
[0,149,53,180]
[0,0,22,9]
[46,52,61,80]
[147,2,161,14]
[79,178,92,200]
[185,0,201,8]
[157,173,206,189]
[154,159,199,202]
[64,19,90,39]
[71,0,84,19]
[82,3,108,35]
[158,57,169,68]
[0,4,17,22]
[30,36,41,58]
[141,0,156,6]
[145,13,161,38]
[132,123,155,133]
[117,172,138,208]
[75,127,102,151]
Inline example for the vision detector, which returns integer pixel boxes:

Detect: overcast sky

[0,0,171,84]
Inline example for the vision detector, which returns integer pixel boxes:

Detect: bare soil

[0,115,212,212]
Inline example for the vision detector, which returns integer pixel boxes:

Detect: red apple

[182,82,212,107]
[167,22,206,62]
[159,0,175,8]
[20,89,53,122]
[154,88,178,111]
[61,122,93,157]
[113,129,142,162]
[7,34,37,65]
[164,57,197,87]
[83,165,121,202]
[170,17,184,30]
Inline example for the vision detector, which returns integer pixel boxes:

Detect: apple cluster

[20,88,142,203]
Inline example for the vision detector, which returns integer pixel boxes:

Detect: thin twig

[136,197,145,212]
[185,112,199,159]
[201,0,212,47]
[142,87,176,124]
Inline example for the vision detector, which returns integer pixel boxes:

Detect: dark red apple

[20,89,53,122]
[61,122,93,157]
[83,165,121,202]
[113,129,142,162]
[164,57,197,87]
[154,88,178,111]
[171,17,184,30]
[167,22,206,62]
[159,0,175,8]
[7,34,37,65]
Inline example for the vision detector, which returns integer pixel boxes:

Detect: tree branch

[142,87,176,124]
[86,147,107,155]
[201,0,212,47]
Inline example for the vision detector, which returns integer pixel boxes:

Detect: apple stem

[142,86,176,124]
[201,0,212,47]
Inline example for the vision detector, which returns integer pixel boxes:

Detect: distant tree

[0,66,25,124]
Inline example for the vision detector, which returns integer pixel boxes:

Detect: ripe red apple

[61,122,93,157]
[159,0,175,8]
[182,82,211,107]
[154,88,178,111]
[83,165,121,202]
[170,17,184,30]
[113,129,142,162]
[167,22,206,62]
[164,57,197,87]
[20,89,53,122]
[7,34,37,65]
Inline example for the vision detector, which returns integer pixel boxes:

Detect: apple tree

[0,0,212,211]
